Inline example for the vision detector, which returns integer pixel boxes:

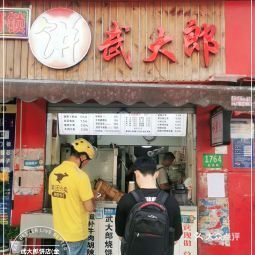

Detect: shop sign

[203,154,223,169]
[29,8,91,69]
[0,104,17,113]
[58,113,187,137]
[0,8,31,39]
[99,19,219,68]
[174,208,197,255]
[231,96,251,107]
[87,207,121,255]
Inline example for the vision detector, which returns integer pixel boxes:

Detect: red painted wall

[196,2,254,254]
[196,107,254,255]
[225,1,254,75]
[12,99,47,225]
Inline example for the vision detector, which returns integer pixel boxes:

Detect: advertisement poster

[0,110,16,229]
[14,148,44,170]
[232,138,254,168]
[198,198,230,247]
[13,171,44,196]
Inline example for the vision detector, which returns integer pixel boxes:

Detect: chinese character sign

[184,19,219,67]
[29,7,91,69]
[99,20,132,69]
[144,27,176,63]
[183,20,200,57]
[0,8,31,39]
[87,207,121,255]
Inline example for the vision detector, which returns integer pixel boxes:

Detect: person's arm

[157,168,171,191]
[83,199,95,213]
[173,201,183,241]
[115,195,128,238]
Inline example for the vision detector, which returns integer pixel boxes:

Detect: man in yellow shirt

[49,138,96,255]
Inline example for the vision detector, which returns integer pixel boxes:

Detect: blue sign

[104,208,116,216]
[233,138,254,168]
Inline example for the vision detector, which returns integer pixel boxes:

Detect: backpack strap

[155,190,169,205]
[131,189,146,203]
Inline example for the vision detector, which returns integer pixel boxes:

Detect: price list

[123,114,152,135]
[93,114,121,134]
[59,113,187,136]
[155,114,187,136]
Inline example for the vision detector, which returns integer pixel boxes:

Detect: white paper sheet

[207,173,225,198]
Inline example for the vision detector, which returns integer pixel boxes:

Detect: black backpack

[122,189,175,255]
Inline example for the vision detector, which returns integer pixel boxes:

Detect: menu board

[58,113,187,136]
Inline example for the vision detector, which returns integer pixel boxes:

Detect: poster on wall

[198,198,230,247]
[14,148,44,170]
[0,105,16,228]
[232,138,254,168]
[231,119,254,168]
[13,171,44,196]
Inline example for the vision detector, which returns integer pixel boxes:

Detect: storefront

[0,1,254,255]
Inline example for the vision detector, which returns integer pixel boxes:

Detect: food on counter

[95,179,124,202]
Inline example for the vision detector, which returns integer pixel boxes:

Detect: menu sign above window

[58,113,187,136]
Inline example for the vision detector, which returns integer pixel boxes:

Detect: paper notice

[207,173,225,198]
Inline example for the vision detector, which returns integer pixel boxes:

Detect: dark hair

[70,146,88,159]
[133,156,157,175]
[163,152,175,161]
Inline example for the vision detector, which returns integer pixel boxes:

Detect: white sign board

[174,206,197,255]
[29,8,91,69]
[58,113,187,136]
[231,96,251,107]
[231,119,254,139]
[88,206,121,255]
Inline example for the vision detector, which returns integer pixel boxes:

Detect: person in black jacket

[115,156,183,253]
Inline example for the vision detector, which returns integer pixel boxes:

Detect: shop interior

[43,103,197,209]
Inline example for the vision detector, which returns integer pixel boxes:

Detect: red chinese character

[183,19,200,57]
[199,23,219,67]
[98,20,132,69]
[184,240,192,246]
[183,224,191,231]
[144,27,176,63]
[184,232,192,239]
[7,12,25,34]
